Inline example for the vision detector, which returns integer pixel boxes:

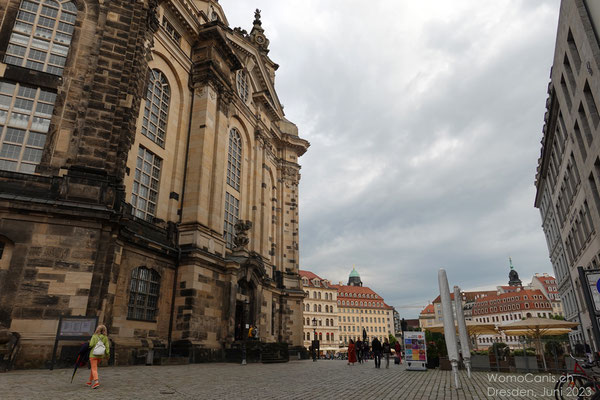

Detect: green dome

[349,267,360,278]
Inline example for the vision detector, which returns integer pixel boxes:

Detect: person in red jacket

[347,339,357,365]
[395,341,402,364]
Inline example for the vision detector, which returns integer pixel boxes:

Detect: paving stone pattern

[1,360,561,399]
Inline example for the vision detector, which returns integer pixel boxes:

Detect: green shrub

[513,349,536,356]
[545,340,565,357]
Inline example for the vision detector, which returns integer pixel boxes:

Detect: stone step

[157,356,189,366]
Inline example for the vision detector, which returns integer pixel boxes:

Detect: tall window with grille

[224,192,239,249]
[127,267,160,321]
[0,81,54,173]
[141,69,170,147]
[5,0,77,76]
[131,146,161,221]
[236,70,249,103]
[227,128,241,191]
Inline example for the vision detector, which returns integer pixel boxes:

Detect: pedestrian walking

[248,325,256,339]
[394,341,402,365]
[356,339,363,363]
[372,337,382,368]
[347,339,357,365]
[382,338,391,368]
[87,324,109,389]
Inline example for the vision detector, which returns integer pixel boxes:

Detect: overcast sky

[221,0,561,318]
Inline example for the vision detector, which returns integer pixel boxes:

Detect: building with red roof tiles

[419,304,435,329]
[299,270,339,353]
[334,268,394,346]
[529,273,564,318]
[472,288,553,348]
[420,261,566,349]
[300,268,395,350]
[430,290,496,325]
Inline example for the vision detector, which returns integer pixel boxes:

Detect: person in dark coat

[372,337,382,368]
[356,339,363,363]
[382,338,392,368]
[363,340,370,362]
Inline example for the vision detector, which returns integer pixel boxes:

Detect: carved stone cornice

[253,90,280,121]
[272,133,310,158]
[164,0,203,35]
[278,160,300,183]
[191,23,242,89]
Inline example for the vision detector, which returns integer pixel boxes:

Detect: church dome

[348,267,363,286]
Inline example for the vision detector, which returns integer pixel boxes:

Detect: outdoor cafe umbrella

[496,317,578,371]
[425,322,498,350]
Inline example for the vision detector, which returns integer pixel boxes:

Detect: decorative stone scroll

[233,220,253,251]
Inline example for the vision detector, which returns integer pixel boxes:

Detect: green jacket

[89,334,110,359]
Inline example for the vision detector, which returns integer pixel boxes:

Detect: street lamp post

[401,318,407,356]
[312,317,318,361]
[242,299,249,365]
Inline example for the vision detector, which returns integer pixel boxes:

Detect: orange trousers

[89,358,100,382]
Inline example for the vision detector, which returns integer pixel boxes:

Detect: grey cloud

[222,0,561,317]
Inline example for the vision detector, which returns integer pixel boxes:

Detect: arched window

[141,69,170,147]
[127,267,160,321]
[0,82,55,173]
[325,319,329,327]
[305,304,309,312]
[319,332,322,341]
[5,0,78,76]
[313,304,317,312]
[318,292,321,299]
[318,305,322,312]
[227,128,242,191]
[326,333,330,341]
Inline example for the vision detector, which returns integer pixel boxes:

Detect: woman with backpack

[87,324,110,389]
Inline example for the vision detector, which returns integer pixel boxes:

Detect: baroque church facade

[0,0,309,367]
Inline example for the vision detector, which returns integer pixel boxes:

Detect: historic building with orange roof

[333,268,394,346]
[419,304,435,328]
[421,260,565,349]
[299,270,339,353]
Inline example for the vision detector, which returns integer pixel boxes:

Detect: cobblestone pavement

[1,360,566,399]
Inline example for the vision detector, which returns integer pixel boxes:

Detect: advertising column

[404,331,427,371]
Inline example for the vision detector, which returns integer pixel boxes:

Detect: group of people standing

[347,337,402,369]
